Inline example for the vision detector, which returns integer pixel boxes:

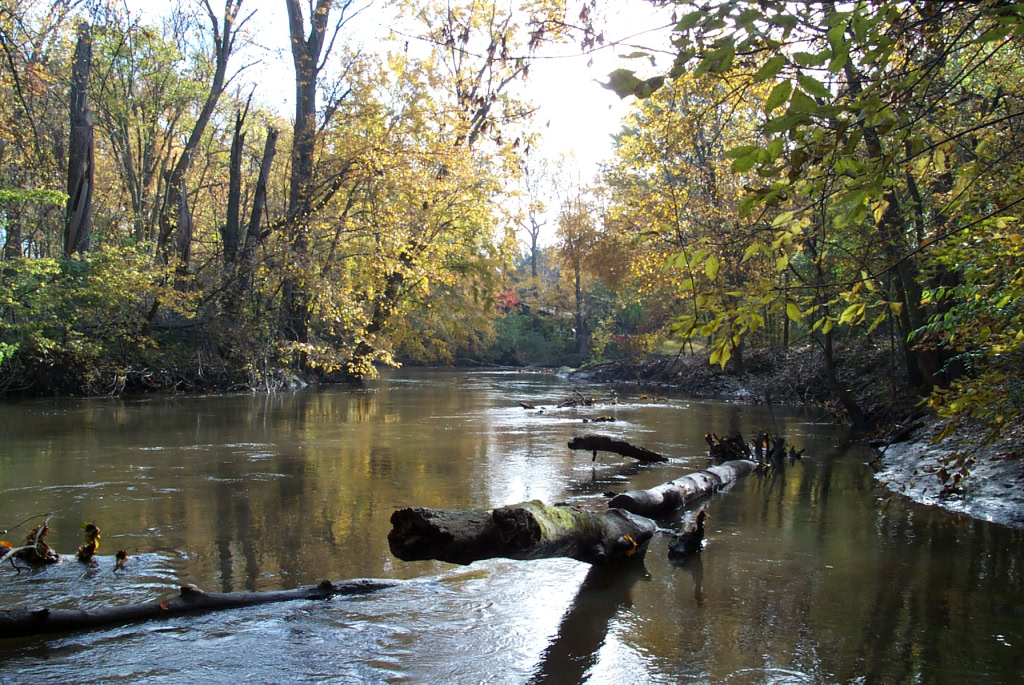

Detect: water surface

[1,369,1021,682]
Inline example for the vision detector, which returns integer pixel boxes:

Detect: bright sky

[523,2,673,179]
[123,0,670,171]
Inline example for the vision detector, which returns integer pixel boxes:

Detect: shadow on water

[531,559,651,684]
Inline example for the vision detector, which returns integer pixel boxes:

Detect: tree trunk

[574,264,585,354]
[388,501,656,566]
[157,0,242,262]
[607,459,759,518]
[568,434,668,463]
[823,327,868,427]
[280,0,334,347]
[222,108,245,265]
[0,578,398,640]
[64,21,92,257]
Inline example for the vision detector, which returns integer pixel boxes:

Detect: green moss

[521,500,601,541]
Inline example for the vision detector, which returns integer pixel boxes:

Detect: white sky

[124,0,670,171]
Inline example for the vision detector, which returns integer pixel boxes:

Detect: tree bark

[388,501,656,566]
[222,107,245,265]
[568,434,668,463]
[280,0,336,346]
[157,0,243,262]
[608,459,759,518]
[64,21,92,256]
[0,578,398,639]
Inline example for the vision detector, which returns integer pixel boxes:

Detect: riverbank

[571,346,1024,529]
[570,342,904,420]
[873,417,1024,529]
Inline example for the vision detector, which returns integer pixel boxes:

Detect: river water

[1,369,1022,683]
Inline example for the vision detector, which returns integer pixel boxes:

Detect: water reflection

[1,370,1023,683]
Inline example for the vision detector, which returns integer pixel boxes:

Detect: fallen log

[608,459,760,518]
[567,434,668,463]
[0,578,399,640]
[388,501,656,565]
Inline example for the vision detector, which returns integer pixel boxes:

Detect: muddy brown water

[1,369,1022,683]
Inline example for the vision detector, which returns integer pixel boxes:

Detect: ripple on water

[0,553,183,612]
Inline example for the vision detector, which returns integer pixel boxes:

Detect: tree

[156,0,250,269]
[553,161,599,356]
[64,21,92,256]
[88,7,198,245]
[0,0,85,259]
[519,158,548,279]
[279,0,362,348]
[601,0,1024,429]
[605,72,771,372]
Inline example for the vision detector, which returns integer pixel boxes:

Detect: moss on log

[388,501,656,565]
[608,459,760,517]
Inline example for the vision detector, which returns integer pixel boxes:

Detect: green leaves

[604,69,643,99]
[695,42,736,76]
[797,73,830,99]
[752,54,786,82]
[603,70,665,99]
[0,188,67,207]
[674,10,703,32]
[765,80,792,114]
[705,254,719,280]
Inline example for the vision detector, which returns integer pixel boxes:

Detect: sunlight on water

[2,369,1023,682]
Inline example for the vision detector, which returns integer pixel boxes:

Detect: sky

[124,0,671,173]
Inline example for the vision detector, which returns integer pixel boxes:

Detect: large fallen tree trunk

[388,501,655,565]
[608,459,760,518]
[568,434,668,463]
[0,578,398,639]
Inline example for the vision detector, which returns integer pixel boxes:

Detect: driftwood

[558,391,595,408]
[608,459,760,518]
[704,432,751,461]
[0,578,399,639]
[568,434,668,463]
[388,501,656,565]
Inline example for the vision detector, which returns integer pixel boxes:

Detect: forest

[1,0,1022,446]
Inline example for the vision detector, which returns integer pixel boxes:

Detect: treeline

[0,0,568,394]
[4,0,1024,447]
[530,0,1023,440]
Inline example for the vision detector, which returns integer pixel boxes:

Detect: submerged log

[567,434,668,463]
[0,578,399,639]
[608,459,759,518]
[388,501,656,565]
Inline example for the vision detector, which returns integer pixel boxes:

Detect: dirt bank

[572,347,1024,529]
[873,418,1024,529]
[571,342,901,420]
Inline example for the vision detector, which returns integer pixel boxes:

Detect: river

[1,369,1022,683]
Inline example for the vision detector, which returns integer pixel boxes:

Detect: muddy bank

[571,343,897,416]
[572,347,1024,529]
[873,418,1024,529]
